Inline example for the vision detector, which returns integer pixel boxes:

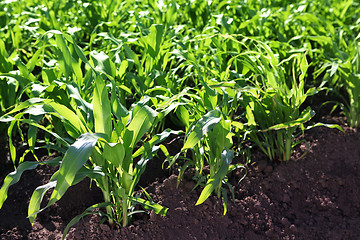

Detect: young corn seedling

[167,64,246,213]
[317,41,360,128]
[162,46,248,213]
[174,109,245,215]
[240,44,320,161]
[336,42,360,128]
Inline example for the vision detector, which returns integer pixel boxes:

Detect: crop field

[0,0,359,239]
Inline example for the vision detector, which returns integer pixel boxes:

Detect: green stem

[285,136,291,161]
[122,197,128,227]
[102,177,114,227]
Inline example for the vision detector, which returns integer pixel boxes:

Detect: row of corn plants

[0,0,357,238]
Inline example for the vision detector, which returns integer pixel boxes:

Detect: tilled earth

[0,116,359,239]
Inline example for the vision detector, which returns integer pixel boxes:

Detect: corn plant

[317,41,360,128]
[177,109,245,214]
[336,42,360,128]
[0,76,177,238]
[239,44,319,161]
[165,54,246,212]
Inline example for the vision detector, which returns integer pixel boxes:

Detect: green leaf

[182,109,221,150]
[0,161,40,209]
[209,119,233,157]
[92,76,112,140]
[66,83,93,116]
[27,115,41,153]
[123,44,143,76]
[55,33,73,79]
[47,133,102,207]
[146,24,164,58]
[0,98,44,118]
[45,100,89,137]
[221,188,228,216]
[0,73,31,89]
[90,51,116,79]
[263,107,314,131]
[231,121,244,131]
[129,196,168,216]
[103,142,125,169]
[110,80,128,122]
[118,59,129,78]
[130,144,161,195]
[305,122,344,132]
[196,148,233,206]
[307,36,332,45]
[133,129,181,158]
[28,177,57,224]
[28,166,105,224]
[123,106,158,151]
[14,118,70,147]
[62,202,112,240]
[176,105,189,128]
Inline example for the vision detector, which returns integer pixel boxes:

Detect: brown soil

[1,116,359,240]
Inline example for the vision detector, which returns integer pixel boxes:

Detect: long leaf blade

[62,202,112,240]
[47,133,101,206]
[0,161,40,209]
[129,196,168,216]
[182,110,221,150]
[196,148,233,206]
[123,105,158,150]
[92,76,112,139]
[263,107,314,131]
